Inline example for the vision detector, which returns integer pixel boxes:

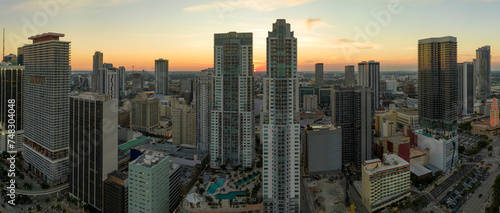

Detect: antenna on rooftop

[2,28,5,61]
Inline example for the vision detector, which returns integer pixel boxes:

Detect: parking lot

[439,166,489,211]
[458,133,481,150]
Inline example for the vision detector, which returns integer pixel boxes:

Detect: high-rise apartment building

[358,60,380,111]
[119,66,126,94]
[475,45,491,100]
[172,100,196,146]
[128,153,170,213]
[155,59,168,95]
[130,93,159,132]
[195,71,212,151]
[344,65,355,87]
[23,33,70,185]
[302,95,317,112]
[103,170,129,213]
[211,32,254,169]
[331,85,373,168]
[315,63,323,86]
[261,19,300,212]
[0,63,24,153]
[106,70,119,99]
[69,93,118,211]
[458,62,474,116]
[92,51,103,92]
[132,73,142,93]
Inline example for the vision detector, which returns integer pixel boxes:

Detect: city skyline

[1,0,499,71]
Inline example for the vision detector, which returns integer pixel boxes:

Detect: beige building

[375,110,397,136]
[303,94,318,111]
[362,154,410,212]
[397,108,420,130]
[471,98,500,136]
[381,119,396,137]
[130,93,159,132]
[172,100,196,146]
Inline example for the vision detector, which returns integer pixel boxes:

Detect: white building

[358,60,380,111]
[106,70,119,99]
[261,19,300,212]
[386,80,397,94]
[195,71,212,151]
[303,95,318,112]
[415,130,458,172]
[211,32,254,169]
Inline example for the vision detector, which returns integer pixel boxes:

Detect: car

[479,194,483,198]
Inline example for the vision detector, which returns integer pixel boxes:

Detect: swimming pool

[207,177,226,194]
[215,191,245,200]
[234,172,261,186]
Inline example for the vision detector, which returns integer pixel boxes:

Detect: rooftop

[28,32,65,39]
[108,170,129,181]
[385,134,410,145]
[131,153,168,168]
[119,137,149,151]
[71,92,111,101]
[137,142,208,163]
[418,36,457,44]
[410,147,426,158]
[363,154,409,176]
[397,108,418,116]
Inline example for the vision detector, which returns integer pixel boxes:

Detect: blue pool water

[234,172,261,186]
[215,191,245,200]
[207,177,226,194]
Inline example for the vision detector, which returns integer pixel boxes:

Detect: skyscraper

[475,45,491,101]
[261,19,300,212]
[172,100,196,146]
[344,65,355,87]
[132,73,142,93]
[195,71,212,151]
[69,93,118,211]
[155,58,168,95]
[416,36,458,172]
[315,63,323,86]
[358,60,380,111]
[130,93,159,132]
[118,66,126,95]
[211,32,254,169]
[106,70,119,99]
[23,32,70,185]
[331,86,372,168]
[92,51,103,92]
[0,63,24,153]
[458,62,474,116]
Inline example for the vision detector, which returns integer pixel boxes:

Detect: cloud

[330,38,382,49]
[184,0,315,12]
[10,0,141,12]
[305,18,320,30]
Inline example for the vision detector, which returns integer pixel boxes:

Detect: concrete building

[119,66,126,95]
[406,98,418,108]
[375,110,397,137]
[181,80,193,93]
[299,86,331,109]
[169,164,182,213]
[302,95,318,112]
[315,63,324,87]
[385,80,397,94]
[345,65,355,87]
[92,51,103,92]
[261,19,300,212]
[358,60,380,111]
[103,170,129,213]
[69,93,118,211]
[397,108,420,130]
[362,154,410,212]
[382,135,410,163]
[211,32,254,169]
[302,124,342,174]
[23,32,70,185]
[155,59,168,96]
[195,71,212,151]
[132,73,142,93]
[458,62,475,116]
[331,85,373,168]
[380,119,397,138]
[130,93,159,132]
[415,130,458,172]
[172,99,196,146]
[106,70,120,99]
[128,153,170,213]
[0,63,24,153]
[475,45,491,101]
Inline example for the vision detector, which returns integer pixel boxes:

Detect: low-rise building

[397,108,419,130]
[375,110,398,136]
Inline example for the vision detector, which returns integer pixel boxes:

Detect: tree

[459,145,466,154]
[488,145,493,151]
[199,188,205,194]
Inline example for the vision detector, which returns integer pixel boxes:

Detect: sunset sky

[1,0,499,71]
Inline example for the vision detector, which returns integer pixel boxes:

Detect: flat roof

[410,147,426,158]
[418,36,456,44]
[410,163,432,176]
[397,108,418,116]
[119,137,148,150]
[386,135,409,145]
[364,154,409,176]
[28,32,65,39]
[130,153,168,168]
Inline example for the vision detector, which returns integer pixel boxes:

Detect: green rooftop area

[119,137,148,151]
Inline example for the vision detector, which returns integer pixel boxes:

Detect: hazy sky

[1,0,499,71]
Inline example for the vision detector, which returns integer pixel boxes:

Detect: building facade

[103,170,129,213]
[119,66,126,95]
[92,51,103,92]
[130,93,159,132]
[106,70,120,99]
[302,124,342,174]
[195,71,212,151]
[23,33,71,185]
[345,65,355,87]
[302,95,317,112]
[261,19,300,212]
[397,108,420,130]
[314,63,323,87]
[155,59,168,96]
[475,45,491,101]
[211,32,254,169]
[132,73,142,93]
[457,62,475,116]
[0,63,24,153]
[172,100,196,146]
[69,93,118,211]
[358,61,380,111]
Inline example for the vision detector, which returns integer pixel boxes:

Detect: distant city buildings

[211,32,254,169]
[0,63,24,153]
[344,65,355,87]
[474,45,491,101]
[119,66,126,95]
[261,19,300,212]
[130,93,159,132]
[92,51,103,92]
[358,60,380,111]
[69,93,118,211]
[471,98,500,137]
[195,71,212,151]
[302,95,318,112]
[155,58,169,95]
[23,32,71,185]
[315,63,323,86]
[132,73,142,93]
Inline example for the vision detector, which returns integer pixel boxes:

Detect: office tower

[103,63,113,69]
[128,153,170,213]
[132,73,142,93]
[416,36,458,172]
[331,86,372,168]
[358,60,380,111]
[106,70,119,99]
[130,93,159,132]
[103,170,129,213]
[172,100,196,146]
[92,51,103,92]
[302,95,317,111]
[361,154,410,212]
[17,47,23,66]
[475,45,491,101]
[302,124,342,174]
[261,19,300,212]
[315,63,324,86]
[169,164,181,213]
[211,32,254,169]
[23,32,70,185]
[195,71,212,151]
[118,66,126,94]
[344,65,355,87]
[69,93,118,211]
[458,62,475,116]
[0,63,24,153]
[155,58,168,95]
